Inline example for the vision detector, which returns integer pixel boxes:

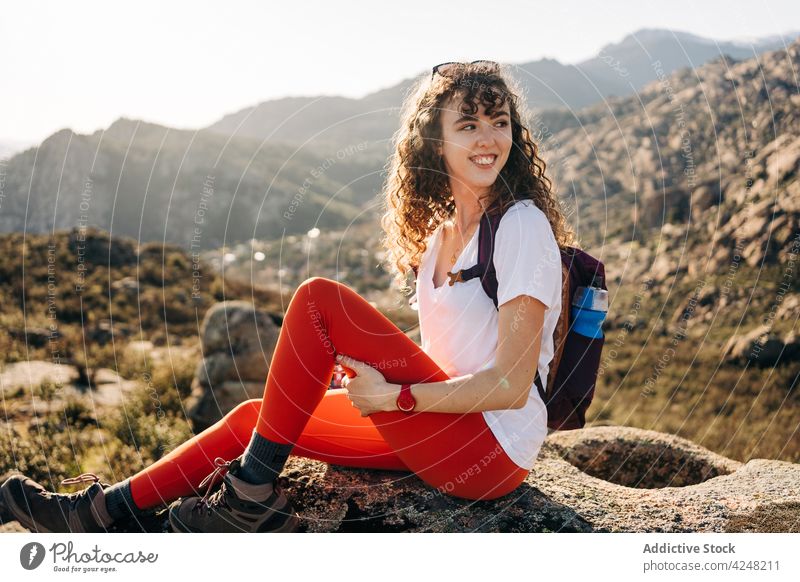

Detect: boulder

[0,360,140,414]
[722,325,798,366]
[68,227,137,267]
[184,301,280,430]
[6,327,59,348]
[282,427,798,533]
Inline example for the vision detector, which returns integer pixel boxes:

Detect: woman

[1,61,576,533]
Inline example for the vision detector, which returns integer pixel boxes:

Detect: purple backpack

[411,207,607,431]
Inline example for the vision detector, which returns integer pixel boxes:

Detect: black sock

[238,430,295,485]
[103,479,152,522]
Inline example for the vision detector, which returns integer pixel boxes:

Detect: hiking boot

[168,456,300,533]
[0,472,116,533]
[0,476,12,525]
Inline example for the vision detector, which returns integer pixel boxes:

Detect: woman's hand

[335,353,398,416]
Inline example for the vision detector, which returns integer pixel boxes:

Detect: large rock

[283,426,799,533]
[722,325,800,366]
[184,301,280,430]
[5,426,795,533]
[67,227,137,267]
[0,361,140,421]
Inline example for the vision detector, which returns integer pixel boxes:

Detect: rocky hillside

[547,38,799,260]
[0,119,384,248]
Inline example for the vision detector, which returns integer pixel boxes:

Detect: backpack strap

[455,210,503,308]
[545,260,572,396]
[463,209,573,403]
[459,207,560,402]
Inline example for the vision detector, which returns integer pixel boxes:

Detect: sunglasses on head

[431,60,500,80]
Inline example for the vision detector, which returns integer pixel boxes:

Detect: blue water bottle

[571,275,608,339]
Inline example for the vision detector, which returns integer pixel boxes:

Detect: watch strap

[396,382,416,413]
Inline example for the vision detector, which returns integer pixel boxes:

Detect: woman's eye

[461,121,508,131]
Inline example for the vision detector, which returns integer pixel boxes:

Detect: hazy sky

[2,0,798,144]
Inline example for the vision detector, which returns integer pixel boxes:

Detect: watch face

[397,388,415,412]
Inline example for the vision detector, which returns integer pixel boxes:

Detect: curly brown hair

[379,62,577,296]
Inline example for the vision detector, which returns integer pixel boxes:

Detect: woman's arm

[339,295,547,416]
[389,293,546,414]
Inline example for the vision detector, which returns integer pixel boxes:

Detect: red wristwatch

[396,383,416,413]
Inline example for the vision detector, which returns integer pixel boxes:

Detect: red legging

[128,277,529,507]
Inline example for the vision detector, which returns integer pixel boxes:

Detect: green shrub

[103,384,193,464]
[0,422,85,491]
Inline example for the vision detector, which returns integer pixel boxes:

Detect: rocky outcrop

[67,227,138,268]
[3,425,796,533]
[184,301,281,430]
[0,361,140,411]
[284,426,799,533]
[722,325,800,366]
[553,39,800,275]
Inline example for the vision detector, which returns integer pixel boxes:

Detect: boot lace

[58,473,102,509]
[194,457,233,515]
[60,472,101,487]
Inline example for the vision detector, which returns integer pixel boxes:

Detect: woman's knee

[298,276,339,294]
[293,277,344,308]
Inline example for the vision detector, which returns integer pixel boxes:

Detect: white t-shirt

[414,199,562,470]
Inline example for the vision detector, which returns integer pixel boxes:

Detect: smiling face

[438,91,513,197]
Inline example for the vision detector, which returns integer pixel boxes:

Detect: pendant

[446,270,464,286]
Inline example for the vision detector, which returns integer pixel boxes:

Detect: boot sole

[168,504,301,533]
[0,477,55,533]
